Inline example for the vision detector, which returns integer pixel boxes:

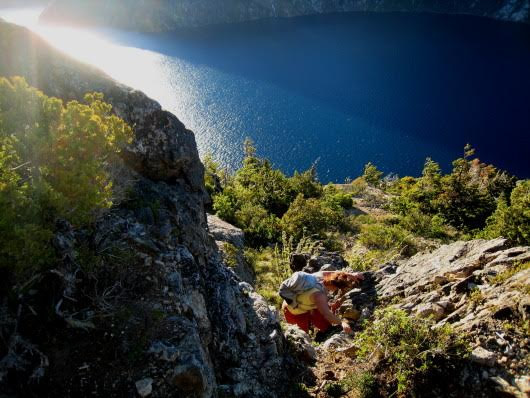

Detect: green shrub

[281,194,342,241]
[202,152,227,196]
[479,180,530,245]
[323,184,353,209]
[354,308,469,397]
[235,203,281,246]
[221,242,239,268]
[251,234,317,308]
[489,261,530,285]
[212,189,238,223]
[389,150,516,236]
[363,162,383,186]
[358,223,415,255]
[468,287,484,308]
[341,371,377,398]
[0,76,132,279]
[323,382,343,397]
[210,139,325,246]
[398,209,447,239]
[289,166,322,199]
[432,146,515,231]
[345,249,390,272]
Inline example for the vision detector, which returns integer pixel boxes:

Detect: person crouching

[279,271,364,335]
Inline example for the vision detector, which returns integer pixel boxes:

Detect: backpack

[278,271,324,309]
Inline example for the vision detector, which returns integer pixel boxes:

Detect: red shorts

[284,307,331,333]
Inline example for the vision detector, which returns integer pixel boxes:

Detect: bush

[250,234,317,308]
[340,371,377,398]
[289,166,322,199]
[398,209,448,239]
[323,184,353,209]
[358,223,415,254]
[212,189,238,223]
[479,180,530,245]
[389,150,516,236]
[209,139,325,246]
[281,194,342,241]
[0,76,132,279]
[202,152,227,196]
[354,308,469,397]
[363,162,383,186]
[235,203,281,246]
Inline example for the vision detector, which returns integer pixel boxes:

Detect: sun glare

[0,7,176,110]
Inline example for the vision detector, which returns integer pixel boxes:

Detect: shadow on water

[101,12,530,178]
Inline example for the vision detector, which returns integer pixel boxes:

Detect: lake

[1,8,529,181]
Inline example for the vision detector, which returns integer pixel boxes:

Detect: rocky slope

[1,12,529,398]
[0,19,292,397]
[40,0,530,31]
[285,238,529,397]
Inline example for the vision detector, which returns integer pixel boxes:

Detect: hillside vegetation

[0,76,132,289]
[205,141,529,397]
[207,139,527,254]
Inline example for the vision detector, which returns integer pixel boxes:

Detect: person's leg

[284,308,310,333]
[310,309,332,332]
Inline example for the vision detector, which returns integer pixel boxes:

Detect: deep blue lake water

[4,10,530,181]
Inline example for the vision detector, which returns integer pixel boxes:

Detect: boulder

[207,214,244,248]
[135,378,154,397]
[470,347,496,367]
[415,302,446,321]
[320,333,354,351]
[301,252,348,273]
[289,253,310,272]
[375,239,530,381]
[207,214,255,284]
[283,326,316,364]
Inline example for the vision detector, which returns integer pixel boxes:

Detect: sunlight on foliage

[354,308,469,397]
[0,76,132,279]
[247,233,318,308]
[479,180,530,245]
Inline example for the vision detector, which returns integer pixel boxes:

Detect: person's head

[322,272,356,292]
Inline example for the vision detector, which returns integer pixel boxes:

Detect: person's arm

[312,292,352,334]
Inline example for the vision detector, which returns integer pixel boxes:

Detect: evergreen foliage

[479,180,530,245]
[210,138,352,246]
[208,140,526,251]
[362,162,383,186]
[389,146,517,235]
[0,76,132,280]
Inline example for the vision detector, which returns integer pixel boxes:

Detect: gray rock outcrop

[0,19,291,397]
[40,0,530,31]
[377,238,530,396]
[207,214,255,284]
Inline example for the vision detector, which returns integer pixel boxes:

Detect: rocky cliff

[40,0,530,31]
[0,19,291,397]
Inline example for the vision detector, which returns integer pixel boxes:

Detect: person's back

[278,271,323,309]
[279,270,363,334]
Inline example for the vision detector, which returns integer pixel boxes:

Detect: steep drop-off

[40,0,530,31]
[0,19,292,397]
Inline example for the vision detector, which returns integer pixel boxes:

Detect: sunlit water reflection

[1,8,529,181]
